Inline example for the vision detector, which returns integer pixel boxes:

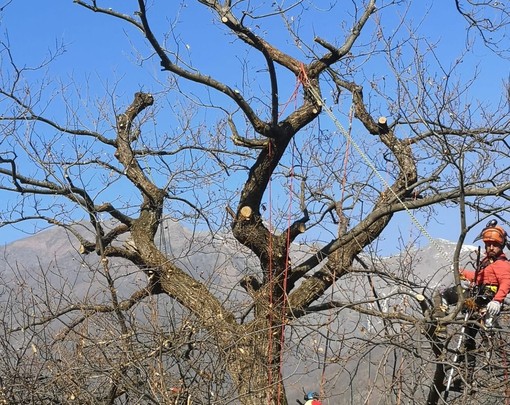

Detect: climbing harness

[442,286,502,399]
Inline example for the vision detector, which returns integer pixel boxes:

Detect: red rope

[298,63,310,88]
[280,66,304,117]
[266,139,275,405]
[271,72,303,404]
[269,64,313,403]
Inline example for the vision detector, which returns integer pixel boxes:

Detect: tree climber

[303,391,322,405]
[433,220,510,390]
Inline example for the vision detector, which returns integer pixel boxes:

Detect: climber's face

[485,242,503,259]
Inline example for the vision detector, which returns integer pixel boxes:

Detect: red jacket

[461,253,510,302]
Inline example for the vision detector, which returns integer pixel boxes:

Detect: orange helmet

[482,225,507,246]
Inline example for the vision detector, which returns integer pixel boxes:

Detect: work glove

[486,300,501,317]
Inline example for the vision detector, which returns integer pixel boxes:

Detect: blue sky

[0,1,508,252]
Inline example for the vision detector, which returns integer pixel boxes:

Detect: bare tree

[454,0,510,56]
[0,1,509,404]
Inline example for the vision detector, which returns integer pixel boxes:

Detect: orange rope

[268,74,302,404]
[266,70,307,404]
[296,61,353,399]
[266,138,275,404]
[298,63,310,88]
[275,71,303,405]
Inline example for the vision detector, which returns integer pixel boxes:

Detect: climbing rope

[295,68,470,403]
[272,64,460,402]
[297,70,451,263]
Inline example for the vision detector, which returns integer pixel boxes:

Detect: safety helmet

[305,391,320,400]
[482,225,507,246]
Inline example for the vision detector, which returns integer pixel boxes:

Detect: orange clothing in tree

[461,253,510,303]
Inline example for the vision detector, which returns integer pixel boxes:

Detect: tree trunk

[227,320,288,405]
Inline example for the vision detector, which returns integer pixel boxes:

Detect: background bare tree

[0,1,509,404]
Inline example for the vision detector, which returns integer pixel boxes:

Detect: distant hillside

[1,220,476,290]
[0,222,479,403]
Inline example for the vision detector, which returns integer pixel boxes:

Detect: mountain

[1,220,476,293]
[0,222,480,403]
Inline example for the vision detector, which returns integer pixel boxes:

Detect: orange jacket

[461,253,510,302]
